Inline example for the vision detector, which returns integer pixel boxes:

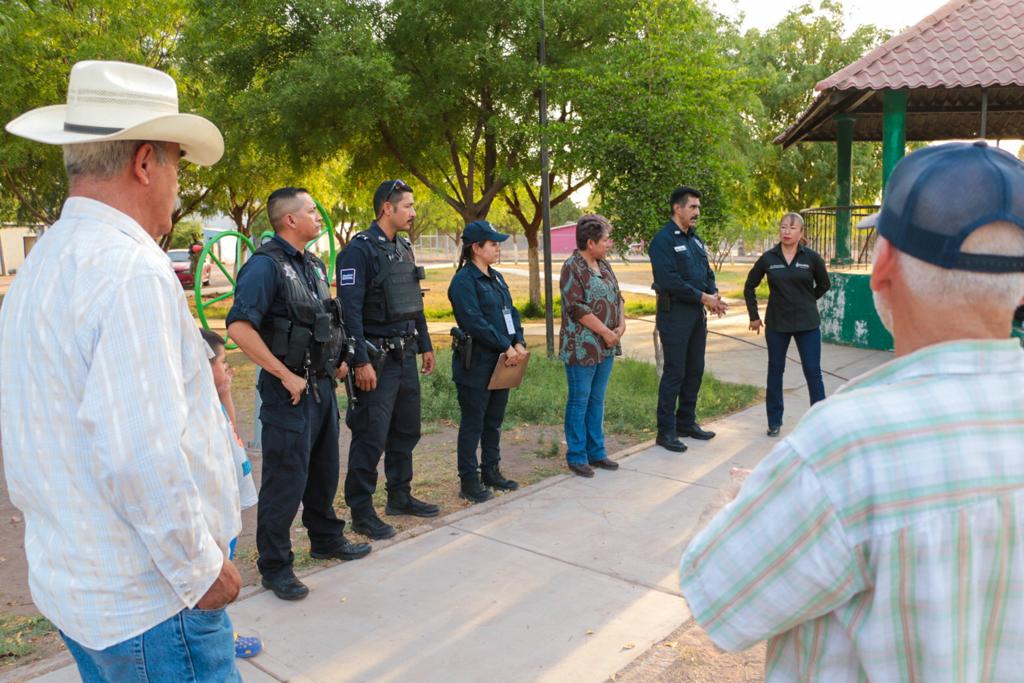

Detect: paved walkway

[35,317,891,682]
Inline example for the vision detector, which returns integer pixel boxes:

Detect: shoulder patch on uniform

[339,268,356,286]
[356,234,369,241]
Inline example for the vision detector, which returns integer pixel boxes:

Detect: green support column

[882,90,908,193]
[834,115,854,265]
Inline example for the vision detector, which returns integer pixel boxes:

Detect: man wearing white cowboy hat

[0,61,243,681]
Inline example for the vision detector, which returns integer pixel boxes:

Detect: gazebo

[774,0,1024,349]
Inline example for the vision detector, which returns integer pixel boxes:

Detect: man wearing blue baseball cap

[679,142,1024,681]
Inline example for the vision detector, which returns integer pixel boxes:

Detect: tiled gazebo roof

[775,0,1024,147]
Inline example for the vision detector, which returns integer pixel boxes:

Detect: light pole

[539,0,554,358]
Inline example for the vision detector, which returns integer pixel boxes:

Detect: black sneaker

[351,513,397,540]
[481,464,519,491]
[459,473,495,504]
[310,534,372,561]
[767,424,781,437]
[385,491,441,518]
[655,434,688,452]
[261,573,309,601]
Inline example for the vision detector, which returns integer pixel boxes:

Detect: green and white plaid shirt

[680,339,1024,682]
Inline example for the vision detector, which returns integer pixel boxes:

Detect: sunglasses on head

[383,179,412,200]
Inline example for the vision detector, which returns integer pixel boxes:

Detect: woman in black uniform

[744,212,831,437]
[447,220,527,503]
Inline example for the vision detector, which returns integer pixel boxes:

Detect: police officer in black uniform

[336,180,439,540]
[227,187,370,601]
[649,186,728,453]
[447,220,525,503]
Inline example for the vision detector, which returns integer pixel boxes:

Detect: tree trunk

[525,224,543,308]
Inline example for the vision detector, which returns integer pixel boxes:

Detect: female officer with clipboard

[447,221,527,503]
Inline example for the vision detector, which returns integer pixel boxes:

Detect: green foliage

[569,0,753,255]
[737,2,890,221]
[0,0,189,225]
[549,196,583,227]
[169,219,203,249]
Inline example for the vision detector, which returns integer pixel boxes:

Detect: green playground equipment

[193,231,255,349]
[193,196,338,349]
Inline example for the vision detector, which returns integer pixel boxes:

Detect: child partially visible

[200,328,261,658]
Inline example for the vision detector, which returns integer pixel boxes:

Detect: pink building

[549,223,577,254]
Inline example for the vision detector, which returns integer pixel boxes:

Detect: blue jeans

[765,327,826,428]
[61,608,241,682]
[564,356,614,466]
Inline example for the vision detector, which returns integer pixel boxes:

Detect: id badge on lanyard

[503,307,515,335]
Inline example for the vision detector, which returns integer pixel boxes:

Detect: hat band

[955,253,1024,273]
[63,122,124,135]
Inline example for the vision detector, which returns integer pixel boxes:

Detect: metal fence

[800,205,880,268]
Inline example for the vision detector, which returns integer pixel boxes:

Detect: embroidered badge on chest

[674,245,687,252]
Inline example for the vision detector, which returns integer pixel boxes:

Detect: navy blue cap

[461,220,509,244]
[876,141,1024,273]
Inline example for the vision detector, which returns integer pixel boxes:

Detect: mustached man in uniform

[336,180,440,540]
[227,187,370,601]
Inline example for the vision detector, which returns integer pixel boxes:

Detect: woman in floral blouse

[559,214,625,477]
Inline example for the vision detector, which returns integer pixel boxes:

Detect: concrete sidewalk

[36,330,891,682]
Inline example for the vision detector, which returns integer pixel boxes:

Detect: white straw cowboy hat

[5,60,223,166]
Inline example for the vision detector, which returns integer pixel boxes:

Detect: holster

[365,340,387,376]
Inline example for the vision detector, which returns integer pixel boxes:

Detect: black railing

[800,205,880,268]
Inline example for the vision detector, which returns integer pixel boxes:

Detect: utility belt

[264,318,353,375]
[450,327,472,371]
[656,292,706,319]
[364,333,417,374]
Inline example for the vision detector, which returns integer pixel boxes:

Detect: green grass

[415,349,758,435]
[0,614,55,659]
[188,295,234,322]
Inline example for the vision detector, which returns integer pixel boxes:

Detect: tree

[0,0,190,226]
[738,2,890,223]
[186,0,629,281]
[569,0,754,256]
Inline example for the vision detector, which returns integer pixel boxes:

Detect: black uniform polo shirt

[743,243,830,333]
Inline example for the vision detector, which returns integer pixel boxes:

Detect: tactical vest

[358,232,425,325]
[255,240,348,376]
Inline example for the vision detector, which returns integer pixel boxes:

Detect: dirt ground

[613,619,766,683]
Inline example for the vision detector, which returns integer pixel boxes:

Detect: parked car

[168,249,211,288]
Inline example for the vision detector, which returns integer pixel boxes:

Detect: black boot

[351,512,396,540]
[459,473,494,504]
[481,464,519,491]
[385,490,441,518]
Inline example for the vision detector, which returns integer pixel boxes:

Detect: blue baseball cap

[461,220,509,244]
[873,141,1024,273]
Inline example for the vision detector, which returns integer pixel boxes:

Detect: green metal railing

[800,205,880,268]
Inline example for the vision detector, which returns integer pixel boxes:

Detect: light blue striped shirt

[0,197,241,649]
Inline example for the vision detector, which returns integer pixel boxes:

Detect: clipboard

[487,351,531,390]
